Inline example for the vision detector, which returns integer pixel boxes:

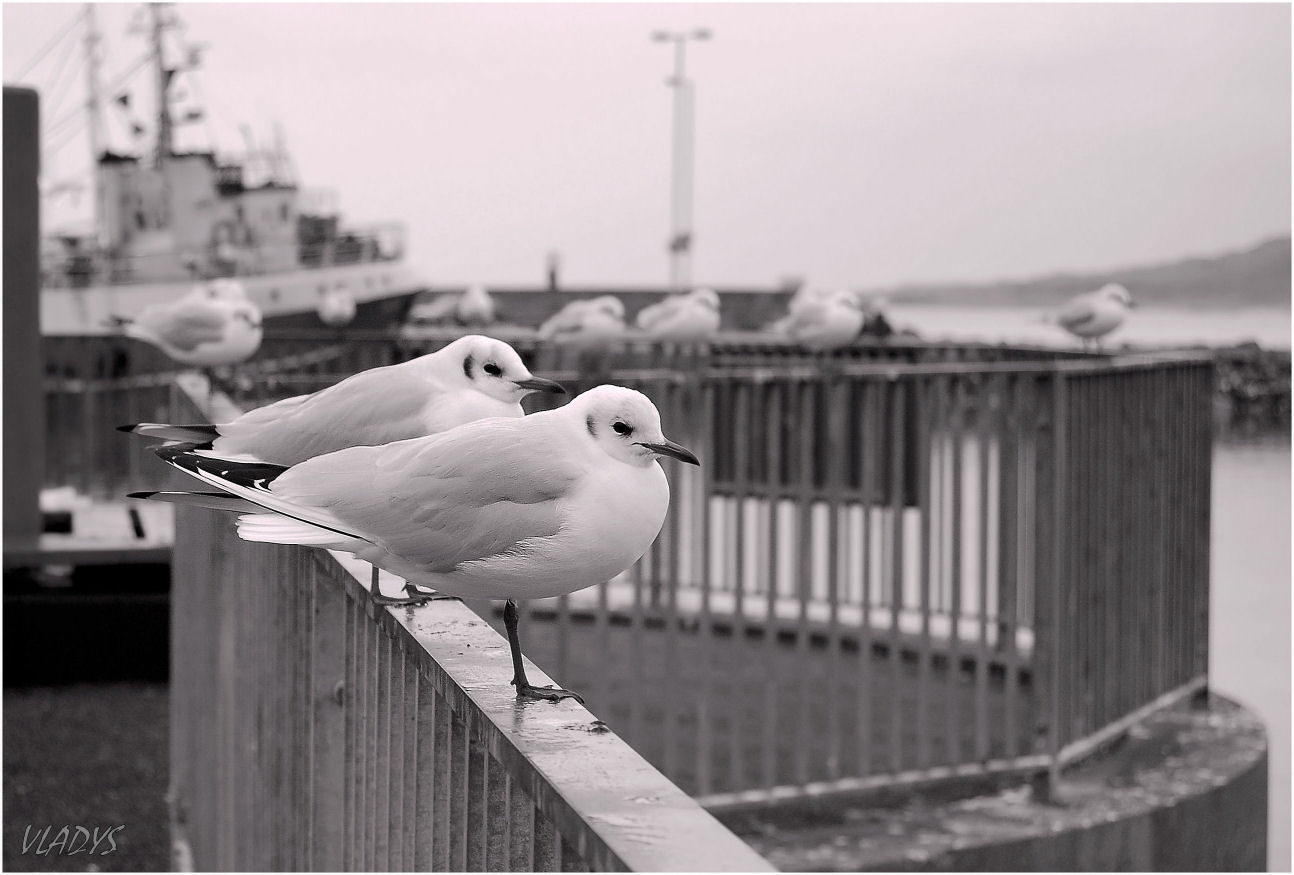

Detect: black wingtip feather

[152,443,290,490]
[127,491,157,500]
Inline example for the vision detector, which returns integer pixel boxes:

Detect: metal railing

[61,336,1214,824]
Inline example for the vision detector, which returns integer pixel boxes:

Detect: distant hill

[880,235,1291,308]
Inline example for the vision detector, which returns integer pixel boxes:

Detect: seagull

[780,289,866,350]
[131,385,700,702]
[538,296,627,345]
[637,287,721,339]
[455,283,497,327]
[108,279,263,366]
[1054,283,1135,349]
[119,334,565,604]
[317,284,357,328]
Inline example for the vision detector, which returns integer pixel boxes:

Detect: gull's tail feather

[118,422,221,443]
[236,513,349,547]
[128,491,265,513]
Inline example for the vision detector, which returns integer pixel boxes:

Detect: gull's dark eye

[483,362,502,377]
[612,421,633,436]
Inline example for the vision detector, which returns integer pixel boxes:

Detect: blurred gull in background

[109,279,263,367]
[538,295,627,345]
[637,287,721,339]
[317,284,357,328]
[779,288,866,350]
[1053,283,1135,349]
[135,385,699,702]
[455,283,498,327]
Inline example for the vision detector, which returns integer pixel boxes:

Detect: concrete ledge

[723,695,1267,871]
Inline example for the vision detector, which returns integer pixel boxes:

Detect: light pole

[651,28,711,292]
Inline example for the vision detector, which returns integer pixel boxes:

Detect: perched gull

[120,334,565,604]
[132,385,699,702]
[455,283,497,327]
[317,284,357,328]
[1054,283,1135,349]
[637,287,721,339]
[780,289,866,350]
[538,296,627,345]
[110,279,263,366]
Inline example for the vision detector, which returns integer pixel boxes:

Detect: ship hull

[41,260,426,337]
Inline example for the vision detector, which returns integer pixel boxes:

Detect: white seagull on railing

[1053,283,1135,350]
[109,279,263,367]
[538,296,627,345]
[780,289,867,350]
[119,335,565,602]
[636,287,721,339]
[131,385,699,703]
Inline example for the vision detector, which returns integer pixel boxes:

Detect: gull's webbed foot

[370,588,434,608]
[403,582,462,602]
[512,678,585,705]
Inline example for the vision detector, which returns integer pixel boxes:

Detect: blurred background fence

[48,333,1215,823]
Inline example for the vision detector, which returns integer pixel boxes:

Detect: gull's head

[568,385,700,469]
[589,295,626,319]
[435,335,566,401]
[1100,284,1134,309]
[204,279,250,303]
[689,287,721,310]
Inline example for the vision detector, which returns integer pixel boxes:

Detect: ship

[36,3,426,339]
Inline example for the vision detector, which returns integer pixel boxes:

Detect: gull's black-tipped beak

[513,376,567,395]
[637,438,700,466]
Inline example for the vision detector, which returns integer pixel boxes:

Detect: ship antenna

[83,4,106,241]
[149,2,175,169]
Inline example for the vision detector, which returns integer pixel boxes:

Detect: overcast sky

[5,2,1290,289]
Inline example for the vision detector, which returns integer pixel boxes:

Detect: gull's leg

[504,599,583,703]
[368,564,433,608]
[403,581,461,602]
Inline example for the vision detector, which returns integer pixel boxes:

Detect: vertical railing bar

[449,710,469,871]
[888,378,907,773]
[858,379,876,777]
[414,670,435,872]
[433,685,452,872]
[915,376,934,770]
[973,372,993,761]
[794,378,814,786]
[466,726,488,872]
[533,805,560,872]
[762,380,783,792]
[376,630,392,869]
[662,377,681,781]
[507,776,535,872]
[824,375,845,782]
[728,378,750,793]
[485,755,510,872]
[998,375,1021,760]
[697,378,716,796]
[947,375,965,765]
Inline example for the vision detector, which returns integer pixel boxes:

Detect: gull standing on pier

[1054,283,1135,349]
[780,289,867,350]
[538,296,627,345]
[121,334,565,605]
[637,287,721,339]
[109,279,263,367]
[132,385,699,702]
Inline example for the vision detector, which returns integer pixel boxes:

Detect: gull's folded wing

[272,416,580,572]
[211,364,430,463]
[1056,296,1099,330]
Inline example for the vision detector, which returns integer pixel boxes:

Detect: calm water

[887,303,1292,350]
[1211,437,1291,871]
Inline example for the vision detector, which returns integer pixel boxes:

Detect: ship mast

[83,3,105,242]
[149,3,174,169]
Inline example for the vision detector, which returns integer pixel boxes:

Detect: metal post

[3,87,43,540]
[652,29,711,291]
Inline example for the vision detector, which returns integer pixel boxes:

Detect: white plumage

[113,279,263,366]
[636,287,721,339]
[1055,283,1134,347]
[123,334,564,467]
